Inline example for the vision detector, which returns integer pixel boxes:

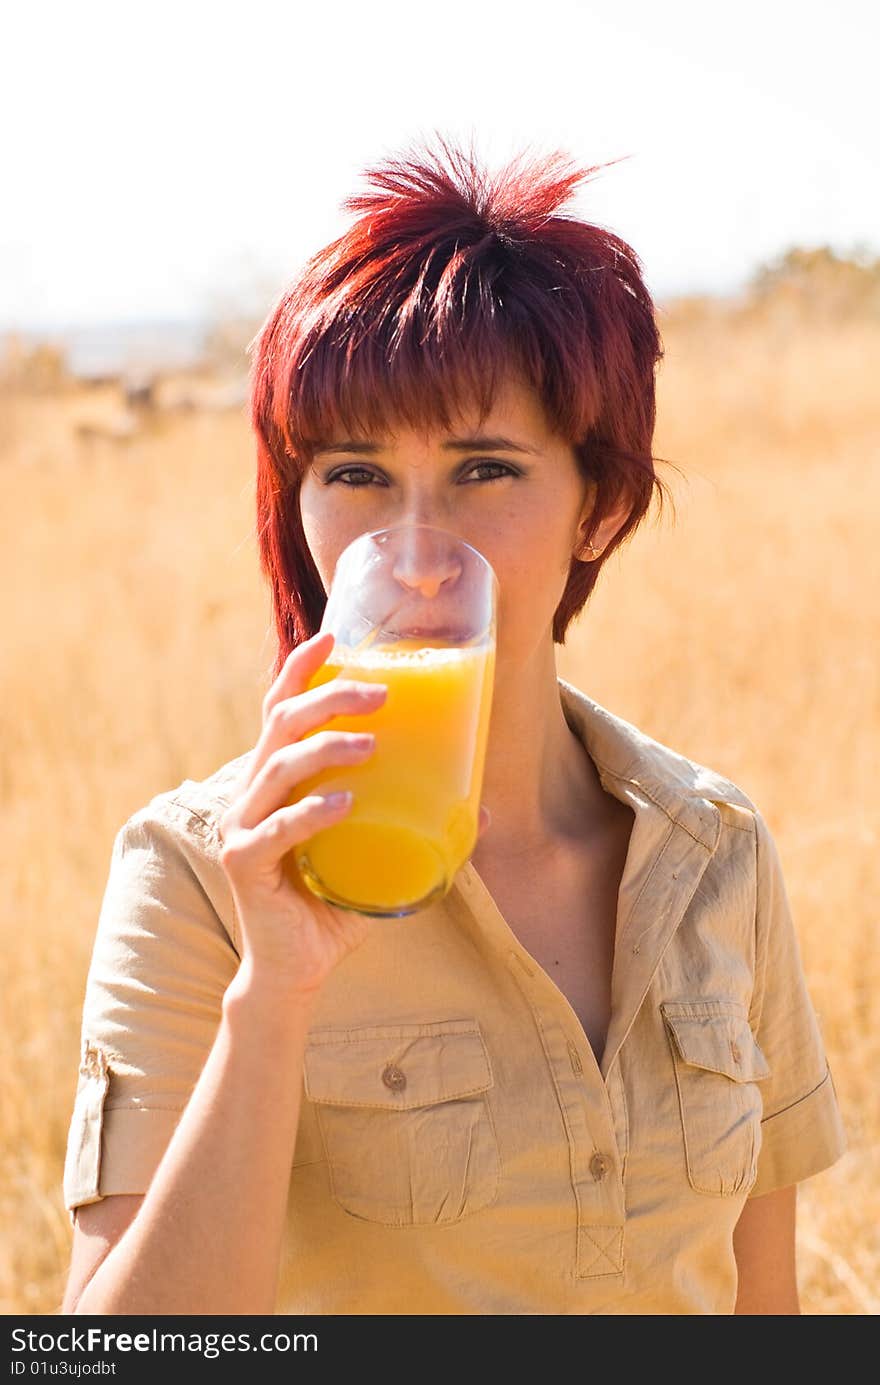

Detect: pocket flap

[304,1019,493,1111]
[661,1002,771,1082]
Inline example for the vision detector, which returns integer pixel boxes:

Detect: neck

[473,637,608,862]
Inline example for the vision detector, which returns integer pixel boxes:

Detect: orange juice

[289,638,495,915]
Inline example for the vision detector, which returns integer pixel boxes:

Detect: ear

[575,489,632,557]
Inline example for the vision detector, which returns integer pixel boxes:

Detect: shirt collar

[454,677,752,1081]
[557,677,756,850]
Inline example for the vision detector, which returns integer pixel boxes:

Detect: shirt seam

[750,813,768,1037]
[761,1065,831,1125]
[306,1021,482,1042]
[165,794,221,839]
[619,818,676,950]
[305,1084,492,1109]
[103,1102,187,1113]
[162,793,240,955]
[588,755,713,848]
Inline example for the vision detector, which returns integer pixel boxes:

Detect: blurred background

[2,0,878,1315]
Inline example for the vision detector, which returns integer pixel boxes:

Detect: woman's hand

[218,631,386,999]
[218,631,490,1003]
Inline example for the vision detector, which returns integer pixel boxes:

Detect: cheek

[298,480,357,595]
[487,518,574,644]
[488,496,576,584]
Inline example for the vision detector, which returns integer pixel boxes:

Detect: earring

[579,540,602,560]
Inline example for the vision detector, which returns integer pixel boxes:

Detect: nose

[392,555,462,600]
[387,524,464,601]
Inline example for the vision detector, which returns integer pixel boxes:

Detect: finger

[254,678,388,779]
[232,730,376,832]
[242,632,337,792]
[262,632,336,725]
[220,790,353,874]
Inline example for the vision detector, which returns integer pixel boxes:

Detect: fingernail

[326,790,352,807]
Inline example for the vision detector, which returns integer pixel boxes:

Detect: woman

[61,138,847,1315]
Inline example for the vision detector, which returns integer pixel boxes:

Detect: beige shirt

[64,677,847,1314]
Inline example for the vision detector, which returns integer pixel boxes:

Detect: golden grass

[1,315,877,1314]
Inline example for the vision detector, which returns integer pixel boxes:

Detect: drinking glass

[289,523,498,917]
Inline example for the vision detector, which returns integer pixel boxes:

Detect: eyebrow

[312,434,540,458]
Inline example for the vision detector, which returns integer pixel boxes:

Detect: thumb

[477,804,492,838]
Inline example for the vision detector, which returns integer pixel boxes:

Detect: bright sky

[3,0,878,328]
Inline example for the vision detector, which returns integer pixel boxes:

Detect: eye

[325,466,378,487]
[324,460,519,487]
[465,460,518,482]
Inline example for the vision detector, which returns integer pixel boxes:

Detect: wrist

[223,958,322,1028]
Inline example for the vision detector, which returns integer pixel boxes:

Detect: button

[589,1151,611,1182]
[381,1063,407,1093]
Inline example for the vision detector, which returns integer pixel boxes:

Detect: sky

[2,0,878,329]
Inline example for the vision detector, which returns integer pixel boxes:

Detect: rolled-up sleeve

[747,810,847,1197]
[63,795,240,1217]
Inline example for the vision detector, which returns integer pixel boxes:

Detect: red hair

[249,135,672,679]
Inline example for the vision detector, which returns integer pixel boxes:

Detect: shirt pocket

[661,1000,772,1197]
[303,1018,500,1227]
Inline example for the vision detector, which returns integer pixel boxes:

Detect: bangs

[261,233,605,470]
[284,322,518,457]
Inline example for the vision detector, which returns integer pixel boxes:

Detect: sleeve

[747,809,848,1198]
[62,795,241,1219]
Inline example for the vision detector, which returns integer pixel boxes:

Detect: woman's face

[298,374,611,667]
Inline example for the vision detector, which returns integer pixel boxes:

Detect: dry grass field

[1,304,878,1314]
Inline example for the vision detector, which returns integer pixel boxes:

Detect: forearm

[732,1184,800,1314]
[74,970,316,1315]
